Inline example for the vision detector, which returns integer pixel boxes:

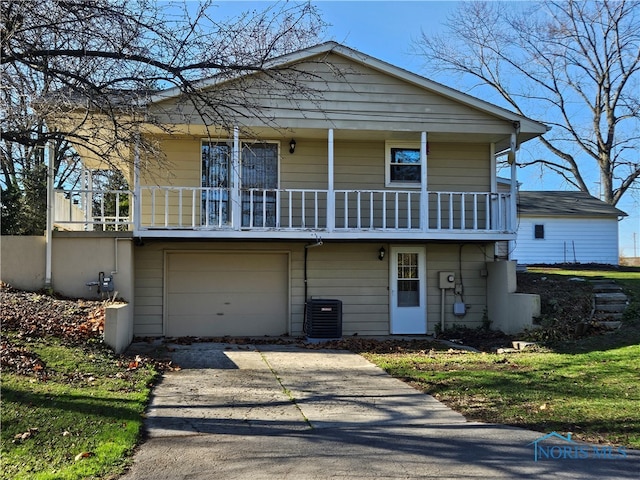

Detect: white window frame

[385,141,422,188]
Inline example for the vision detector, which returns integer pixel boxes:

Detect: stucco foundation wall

[104,303,133,354]
[0,235,46,291]
[486,260,540,334]
[51,232,135,304]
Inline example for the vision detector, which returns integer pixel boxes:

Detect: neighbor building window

[534,224,545,239]
[386,142,422,186]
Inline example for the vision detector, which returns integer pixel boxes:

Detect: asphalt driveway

[120,342,639,479]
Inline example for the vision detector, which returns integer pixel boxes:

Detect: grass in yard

[364,267,640,449]
[1,336,157,480]
[365,345,640,448]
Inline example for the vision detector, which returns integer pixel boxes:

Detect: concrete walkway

[120,343,639,479]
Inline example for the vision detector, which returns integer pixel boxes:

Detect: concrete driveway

[120,342,639,479]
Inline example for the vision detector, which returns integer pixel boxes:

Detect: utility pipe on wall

[45,143,54,288]
[303,237,323,332]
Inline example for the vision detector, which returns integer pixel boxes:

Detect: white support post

[45,143,54,288]
[82,169,91,230]
[490,143,497,194]
[133,135,141,232]
[420,132,428,231]
[232,126,241,230]
[327,129,335,232]
[509,133,517,234]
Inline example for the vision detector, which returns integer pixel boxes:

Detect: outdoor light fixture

[378,246,386,261]
[289,139,296,154]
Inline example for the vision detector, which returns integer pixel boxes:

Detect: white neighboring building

[511,191,627,265]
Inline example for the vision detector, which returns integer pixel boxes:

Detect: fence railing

[53,189,133,231]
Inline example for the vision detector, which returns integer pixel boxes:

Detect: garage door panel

[168,271,285,294]
[167,314,287,337]
[168,293,285,316]
[166,252,288,337]
[169,254,285,272]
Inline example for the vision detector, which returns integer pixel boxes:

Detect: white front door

[390,246,427,334]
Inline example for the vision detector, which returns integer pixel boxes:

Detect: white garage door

[166,252,288,337]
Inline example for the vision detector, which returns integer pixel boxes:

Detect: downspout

[303,237,323,332]
[45,142,54,289]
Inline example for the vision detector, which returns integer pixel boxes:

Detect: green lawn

[364,267,640,449]
[1,337,157,480]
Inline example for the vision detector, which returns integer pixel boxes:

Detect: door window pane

[397,253,420,307]
[202,142,231,225]
[241,143,278,227]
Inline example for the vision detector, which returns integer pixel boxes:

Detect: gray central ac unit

[305,299,342,339]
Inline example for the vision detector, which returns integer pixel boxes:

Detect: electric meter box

[439,271,455,289]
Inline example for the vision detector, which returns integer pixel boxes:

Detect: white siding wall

[512,216,620,265]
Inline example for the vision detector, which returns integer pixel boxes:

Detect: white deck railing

[53,189,133,231]
[52,186,512,235]
[135,186,512,233]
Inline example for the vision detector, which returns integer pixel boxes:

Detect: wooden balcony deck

[53,187,515,241]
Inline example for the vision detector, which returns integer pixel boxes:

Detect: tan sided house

[33,42,549,348]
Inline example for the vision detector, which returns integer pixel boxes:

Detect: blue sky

[212,1,639,256]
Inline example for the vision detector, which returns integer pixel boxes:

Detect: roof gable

[148,41,547,141]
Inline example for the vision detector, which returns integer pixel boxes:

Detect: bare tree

[1,0,326,233]
[414,0,639,206]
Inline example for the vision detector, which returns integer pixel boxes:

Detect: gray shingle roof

[517,191,627,217]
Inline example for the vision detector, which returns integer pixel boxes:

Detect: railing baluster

[218,188,223,227]
[249,190,254,227]
[394,192,399,229]
[192,189,196,228]
[382,192,387,229]
[460,193,466,230]
[275,190,281,228]
[301,191,306,228]
[68,192,73,223]
[178,189,183,227]
[369,191,374,229]
[356,192,361,229]
[100,195,105,227]
[262,190,267,227]
[288,192,293,228]
[314,191,319,229]
[344,191,348,229]
[150,189,156,226]
[486,194,491,230]
[407,192,411,229]
[473,194,478,230]
[448,192,453,230]
[164,189,169,227]
[115,193,120,228]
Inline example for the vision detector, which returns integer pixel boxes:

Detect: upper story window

[534,224,545,239]
[386,142,421,187]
